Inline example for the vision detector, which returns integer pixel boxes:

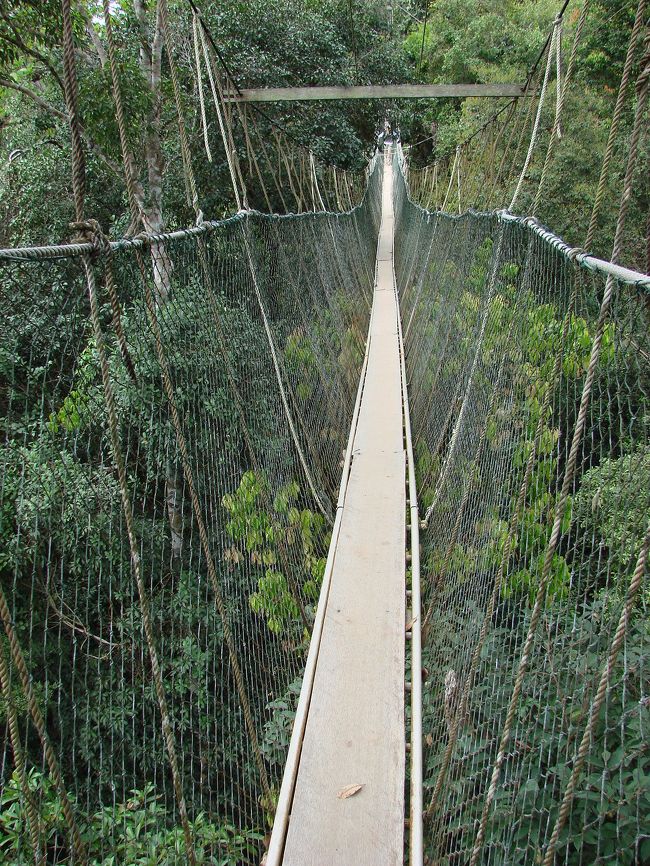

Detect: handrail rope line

[468,32,650,866]
[396,145,650,287]
[0,181,377,262]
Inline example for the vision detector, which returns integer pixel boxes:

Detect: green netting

[394,151,649,866]
[0,159,382,864]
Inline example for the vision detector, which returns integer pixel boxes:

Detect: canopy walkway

[1,2,649,866]
[274,150,408,866]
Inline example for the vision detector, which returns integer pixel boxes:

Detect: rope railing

[394,138,649,866]
[0,149,382,866]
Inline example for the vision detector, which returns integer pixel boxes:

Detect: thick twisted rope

[584,0,647,251]
[62,4,198,862]
[0,643,45,865]
[0,583,87,862]
[468,31,650,866]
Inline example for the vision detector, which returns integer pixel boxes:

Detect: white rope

[509,18,560,211]
[192,13,212,163]
[241,225,333,524]
[196,15,242,210]
[441,146,460,212]
[555,18,563,139]
[310,152,326,211]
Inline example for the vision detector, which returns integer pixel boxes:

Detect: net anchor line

[421,223,507,529]
[509,14,560,212]
[241,222,334,525]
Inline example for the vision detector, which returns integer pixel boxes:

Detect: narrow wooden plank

[282,452,406,866]
[281,154,405,865]
[224,83,528,102]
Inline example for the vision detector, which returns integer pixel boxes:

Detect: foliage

[222,470,328,635]
[0,772,262,865]
[424,598,649,865]
[261,675,302,770]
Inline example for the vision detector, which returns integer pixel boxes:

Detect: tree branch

[0,14,65,93]
[0,77,67,120]
[0,77,125,179]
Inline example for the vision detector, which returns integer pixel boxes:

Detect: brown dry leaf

[405,616,418,632]
[337,783,364,800]
[425,733,433,747]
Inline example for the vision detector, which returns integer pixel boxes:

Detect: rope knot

[69,218,111,260]
[566,246,588,263]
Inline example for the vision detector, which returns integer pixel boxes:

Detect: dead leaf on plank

[337,783,364,800]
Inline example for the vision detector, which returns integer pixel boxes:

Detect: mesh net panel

[394,151,649,866]
[0,159,381,863]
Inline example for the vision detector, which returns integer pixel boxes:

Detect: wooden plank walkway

[280,152,406,865]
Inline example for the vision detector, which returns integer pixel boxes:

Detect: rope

[0,643,45,866]
[241,224,334,524]
[192,12,213,163]
[441,147,460,212]
[100,0,143,230]
[197,16,245,210]
[541,523,650,864]
[585,0,647,251]
[532,1,591,215]
[468,33,650,865]
[62,4,197,862]
[0,584,87,862]
[509,16,561,211]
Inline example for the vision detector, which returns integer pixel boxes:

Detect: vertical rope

[158,0,202,221]
[509,17,560,212]
[532,1,591,215]
[63,4,198,862]
[197,15,244,211]
[584,0,647,250]
[192,12,212,163]
[0,643,45,866]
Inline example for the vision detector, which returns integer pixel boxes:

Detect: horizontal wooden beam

[224,84,528,103]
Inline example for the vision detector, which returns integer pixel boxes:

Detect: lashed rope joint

[69,218,112,261]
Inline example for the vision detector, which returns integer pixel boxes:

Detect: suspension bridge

[0,1,649,865]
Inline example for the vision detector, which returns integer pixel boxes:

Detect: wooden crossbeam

[224,83,528,102]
